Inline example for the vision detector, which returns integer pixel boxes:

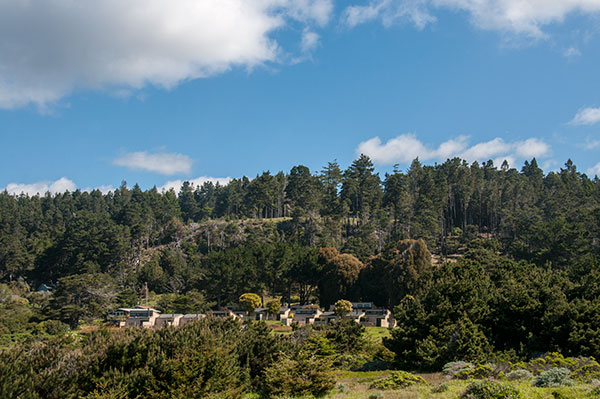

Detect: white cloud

[343,0,436,29]
[4,177,77,196]
[342,0,600,37]
[159,176,233,193]
[357,133,551,166]
[0,0,333,109]
[570,107,600,125]
[301,29,320,53]
[588,162,600,176]
[113,152,193,175]
[515,138,552,158]
[284,0,334,27]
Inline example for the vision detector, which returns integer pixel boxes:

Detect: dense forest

[1,155,600,369]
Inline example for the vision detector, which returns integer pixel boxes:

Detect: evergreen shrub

[505,369,533,381]
[370,370,427,390]
[461,380,522,399]
[262,356,335,398]
[533,368,575,388]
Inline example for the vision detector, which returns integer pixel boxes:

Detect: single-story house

[314,311,337,325]
[290,306,322,325]
[108,306,161,328]
[179,313,206,327]
[155,313,183,328]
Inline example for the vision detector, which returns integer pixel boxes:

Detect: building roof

[158,314,183,318]
[117,307,160,313]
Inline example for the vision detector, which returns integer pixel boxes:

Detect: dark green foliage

[262,355,336,398]
[49,273,117,329]
[325,320,367,354]
[157,290,208,314]
[461,380,522,399]
[2,156,600,374]
[384,259,494,370]
[370,370,427,390]
[0,318,290,398]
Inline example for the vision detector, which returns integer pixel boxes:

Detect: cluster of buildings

[108,302,396,329]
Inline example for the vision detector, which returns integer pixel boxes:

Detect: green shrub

[551,392,569,399]
[432,383,450,393]
[368,393,383,399]
[515,353,598,375]
[443,361,474,377]
[262,356,335,398]
[505,369,533,381]
[456,364,494,380]
[370,370,427,390]
[571,363,600,382]
[533,368,575,388]
[461,380,522,399]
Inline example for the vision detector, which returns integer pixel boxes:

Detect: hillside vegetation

[1,156,600,396]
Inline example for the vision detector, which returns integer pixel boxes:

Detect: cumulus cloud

[588,162,600,177]
[570,107,600,126]
[342,0,600,37]
[3,177,77,196]
[0,0,333,109]
[357,134,551,167]
[159,176,233,193]
[113,152,193,175]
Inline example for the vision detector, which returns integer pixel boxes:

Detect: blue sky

[1,0,600,195]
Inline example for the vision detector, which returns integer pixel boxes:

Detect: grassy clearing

[327,373,596,399]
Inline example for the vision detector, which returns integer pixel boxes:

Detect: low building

[314,311,337,325]
[324,302,396,327]
[290,306,322,325]
[179,313,206,327]
[360,308,395,327]
[254,307,290,321]
[155,313,183,328]
[108,306,161,328]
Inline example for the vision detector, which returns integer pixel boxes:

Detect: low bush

[571,363,600,382]
[443,361,474,377]
[514,353,598,375]
[461,380,522,399]
[370,370,427,390]
[505,369,533,381]
[533,368,575,388]
[456,364,494,380]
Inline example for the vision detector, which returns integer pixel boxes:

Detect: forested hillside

[1,155,600,365]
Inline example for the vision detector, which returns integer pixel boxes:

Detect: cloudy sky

[1,0,600,195]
